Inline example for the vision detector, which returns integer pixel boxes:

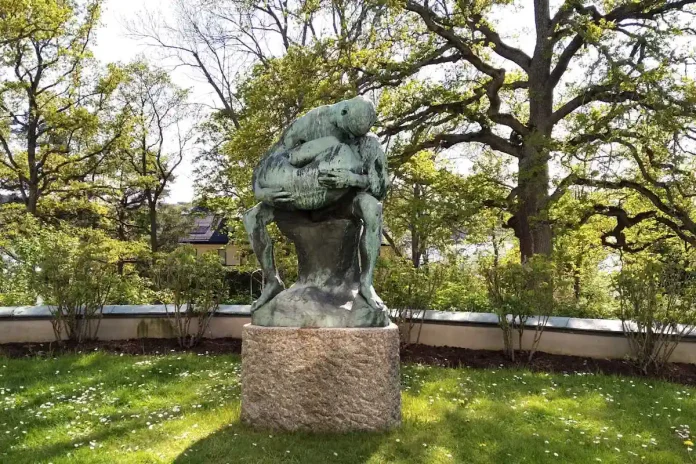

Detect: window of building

[217,248,227,265]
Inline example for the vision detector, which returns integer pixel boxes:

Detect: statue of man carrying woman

[243,96,389,325]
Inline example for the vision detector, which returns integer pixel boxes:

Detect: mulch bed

[2,338,696,386]
[0,338,242,358]
[400,344,696,386]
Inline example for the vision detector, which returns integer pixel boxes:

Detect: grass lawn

[0,352,695,463]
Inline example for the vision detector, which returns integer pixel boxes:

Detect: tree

[0,0,126,216]
[129,0,378,116]
[385,150,472,266]
[131,0,383,213]
[365,0,696,261]
[112,60,197,252]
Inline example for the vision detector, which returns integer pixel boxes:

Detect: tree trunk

[26,184,39,216]
[147,192,158,253]
[26,94,39,216]
[117,206,127,275]
[512,0,554,262]
[410,183,422,267]
[514,145,552,261]
[382,230,403,258]
[492,228,500,269]
[410,227,420,268]
[573,268,581,301]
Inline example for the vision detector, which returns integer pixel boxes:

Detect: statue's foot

[251,277,285,312]
[358,283,385,311]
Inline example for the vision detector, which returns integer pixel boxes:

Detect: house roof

[0,193,22,205]
[179,213,229,245]
[179,209,391,247]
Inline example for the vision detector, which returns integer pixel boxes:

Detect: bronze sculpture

[243,96,389,327]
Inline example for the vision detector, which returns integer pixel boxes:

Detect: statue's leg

[352,192,385,310]
[243,203,285,311]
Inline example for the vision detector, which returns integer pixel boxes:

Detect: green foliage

[0,209,39,305]
[0,257,35,306]
[385,151,475,265]
[374,256,490,342]
[146,203,196,253]
[109,272,157,305]
[431,277,490,313]
[0,0,130,217]
[374,257,440,312]
[615,257,696,373]
[550,200,617,319]
[1,353,695,463]
[485,256,563,362]
[154,246,229,348]
[27,226,123,343]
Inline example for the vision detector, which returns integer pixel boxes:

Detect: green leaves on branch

[153,246,229,348]
[26,226,126,343]
[0,0,130,217]
[615,257,696,373]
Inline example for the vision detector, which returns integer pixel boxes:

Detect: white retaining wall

[1,305,696,364]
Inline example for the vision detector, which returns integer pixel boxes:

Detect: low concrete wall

[408,320,696,364]
[2,305,696,364]
[0,317,253,343]
[409,324,635,359]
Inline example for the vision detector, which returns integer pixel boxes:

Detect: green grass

[0,353,695,464]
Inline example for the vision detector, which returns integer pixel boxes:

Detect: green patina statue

[243,96,389,327]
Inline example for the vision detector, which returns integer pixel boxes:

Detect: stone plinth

[241,323,401,432]
[251,211,389,328]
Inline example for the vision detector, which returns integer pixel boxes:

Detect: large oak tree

[365,0,696,260]
[0,0,126,216]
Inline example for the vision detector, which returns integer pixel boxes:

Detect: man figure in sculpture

[243,96,388,311]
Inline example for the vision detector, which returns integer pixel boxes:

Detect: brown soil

[0,338,242,358]
[2,338,695,386]
[400,344,696,386]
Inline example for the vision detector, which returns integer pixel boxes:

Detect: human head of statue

[332,96,377,137]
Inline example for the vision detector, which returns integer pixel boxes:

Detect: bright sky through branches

[91,0,545,204]
[94,0,220,204]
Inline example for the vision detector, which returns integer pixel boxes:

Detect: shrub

[615,260,696,373]
[374,257,440,343]
[374,256,491,343]
[109,272,158,305]
[154,246,228,348]
[0,258,35,306]
[0,210,38,306]
[485,256,557,362]
[30,228,121,343]
[431,260,490,313]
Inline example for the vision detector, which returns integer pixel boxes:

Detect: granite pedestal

[241,323,401,431]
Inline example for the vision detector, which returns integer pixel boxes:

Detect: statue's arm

[316,135,387,193]
[252,163,294,205]
[288,136,342,167]
[360,134,388,200]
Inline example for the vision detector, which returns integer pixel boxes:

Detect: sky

[93,0,216,204]
[88,0,556,204]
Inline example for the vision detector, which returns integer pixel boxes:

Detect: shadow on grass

[172,367,696,464]
[173,420,387,464]
[170,409,566,464]
[2,353,694,464]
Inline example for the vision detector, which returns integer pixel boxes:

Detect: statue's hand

[318,169,367,189]
[258,187,295,204]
